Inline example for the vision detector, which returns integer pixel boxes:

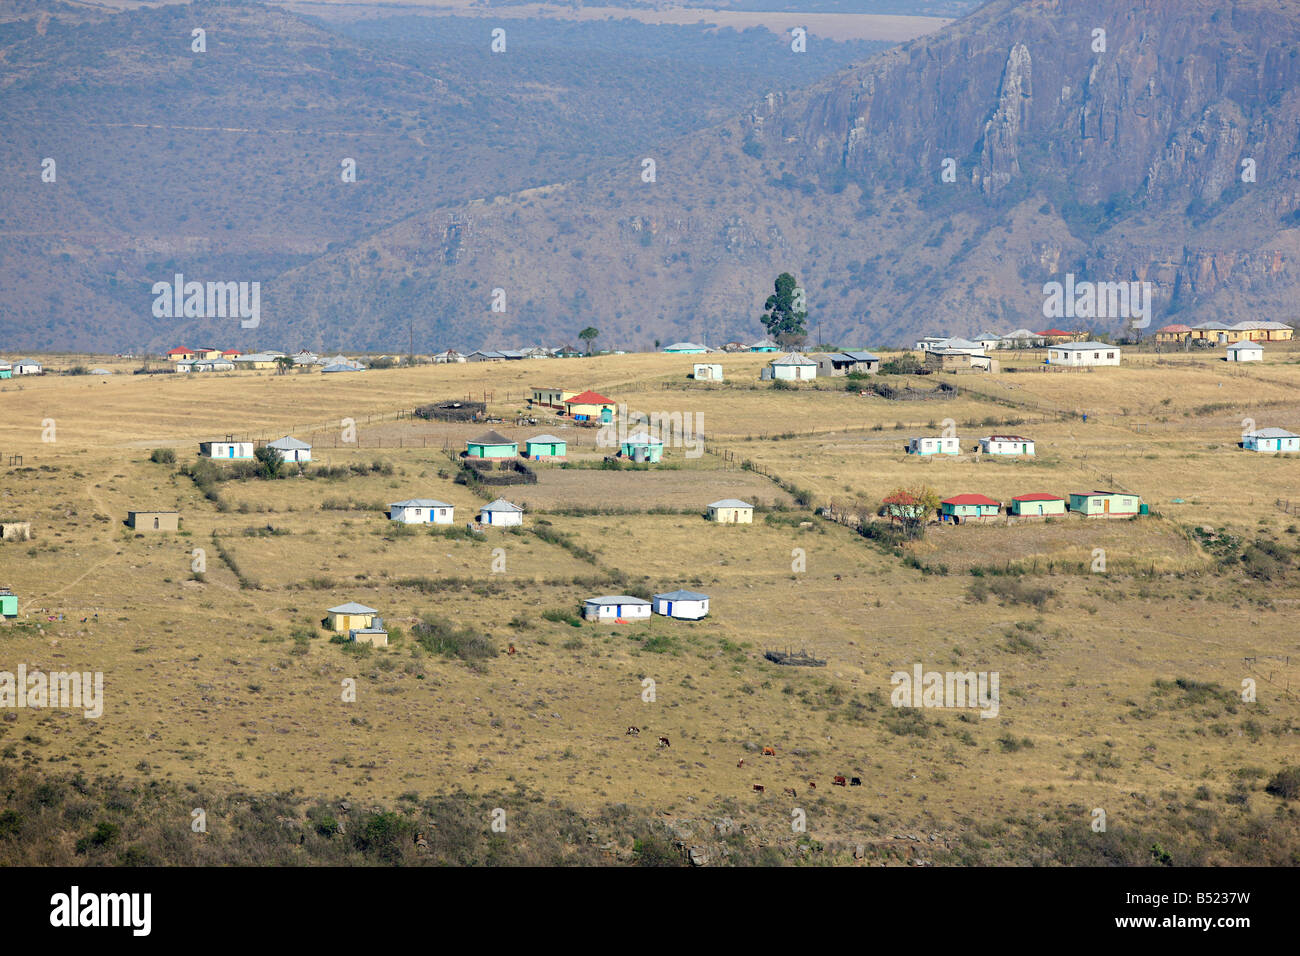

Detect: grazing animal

[808,781,816,790]
[626,726,640,736]
[762,746,776,757]
[783,787,797,798]
[833,775,847,787]
[737,759,745,768]
[850,777,862,786]
[658,736,670,748]
[834,574,842,581]
[507,644,516,656]
[752,784,765,793]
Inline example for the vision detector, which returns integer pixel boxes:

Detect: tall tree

[579,326,599,354]
[274,355,294,375]
[760,272,808,348]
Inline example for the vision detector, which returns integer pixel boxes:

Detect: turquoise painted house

[525,434,567,460]
[0,365,11,380]
[466,429,518,459]
[1010,493,1067,516]
[663,342,708,354]
[1069,490,1142,517]
[0,588,16,619]
[1243,428,1299,452]
[621,431,664,463]
[940,494,1001,523]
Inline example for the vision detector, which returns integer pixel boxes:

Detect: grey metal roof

[328,602,377,614]
[1249,427,1298,438]
[268,436,311,449]
[622,431,663,444]
[842,351,880,361]
[770,352,816,365]
[654,590,709,601]
[481,498,523,512]
[1051,341,1119,350]
[390,499,452,508]
[584,595,651,606]
[1226,341,1263,349]
[709,499,753,508]
[526,434,566,444]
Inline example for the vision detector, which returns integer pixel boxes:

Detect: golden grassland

[1,350,1298,864]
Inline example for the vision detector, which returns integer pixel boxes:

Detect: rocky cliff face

[8,0,1300,351]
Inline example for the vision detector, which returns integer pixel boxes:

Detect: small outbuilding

[524,435,567,460]
[706,499,753,523]
[653,589,710,620]
[693,363,723,381]
[389,499,454,524]
[0,588,17,619]
[581,595,652,622]
[0,521,32,541]
[563,390,617,423]
[1010,493,1067,517]
[479,498,524,527]
[127,511,179,532]
[466,430,518,459]
[1226,341,1263,362]
[621,431,664,463]
[940,494,1001,523]
[13,359,43,375]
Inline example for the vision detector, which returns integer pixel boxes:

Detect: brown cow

[808,781,817,790]
[833,775,847,787]
[762,746,776,757]
[507,644,516,656]
[752,784,765,793]
[737,759,745,768]
[657,736,670,748]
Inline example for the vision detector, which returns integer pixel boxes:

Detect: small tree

[274,356,294,375]
[882,485,940,539]
[579,327,599,354]
[254,445,283,479]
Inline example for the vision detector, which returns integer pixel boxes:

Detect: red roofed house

[1154,324,1192,344]
[1036,329,1080,344]
[166,347,196,362]
[1010,492,1067,517]
[563,390,617,423]
[940,493,1001,523]
[222,348,243,359]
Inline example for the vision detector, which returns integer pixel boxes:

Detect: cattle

[507,644,517,656]
[657,736,670,748]
[833,775,847,787]
[737,759,745,768]
[762,746,776,757]
[626,726,640,736]
[808,781,816,790]
[783,787,797,798]
[850,777,862,786]
[752,784,765,793]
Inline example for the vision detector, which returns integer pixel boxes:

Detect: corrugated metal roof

[584,595,651,606]
[481,498,523,512]
[654,589,709,601]
[709,499,753,508]
[268,436,311,449]
[390,499,452,508]
[328,602,377,614]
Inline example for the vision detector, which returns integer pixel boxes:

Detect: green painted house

[0,588,16,619]
[940,493,1001,524]
[621,431,663,463]
[466,429,518,459]
[1068,490,1142,518]
[525,434,567,460]
[0,366,11,380]
[1010,493,1067,516]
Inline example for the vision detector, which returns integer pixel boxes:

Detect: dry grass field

[1,350,1298,865]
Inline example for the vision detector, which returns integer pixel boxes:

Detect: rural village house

[1047,343,1121,366]
[0,588,17,619]
[621,431,664,463]
[524,435,567,460]
[1068,491,1143,517]
[706,499,753,523]
[127,511,179,531]
[267,436,312,462]
[907,436,960,455]
[653,589,710,619]
[1226,341,1263,362]
[940,494,1001,523]
[692,363,723,381]
[1010,493,1067,517]
[581,595,652,622]
[389,499,454,524]
[466,430,518,459]
[479,498,524,526]
[563,390,617,423]
[1243,427,1300,452]
[769,352,818,380]
[979,435,1035,456]
[199,439,253,460]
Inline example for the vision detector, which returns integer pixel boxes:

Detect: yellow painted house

[563,390,617,423]
[326,601,378,632]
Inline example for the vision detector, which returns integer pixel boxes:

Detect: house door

[228,447,234,458]
[666,602,673,616]
[601,408,612,424]
[1103,499,1110,514]
[1037,504,1043,515]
